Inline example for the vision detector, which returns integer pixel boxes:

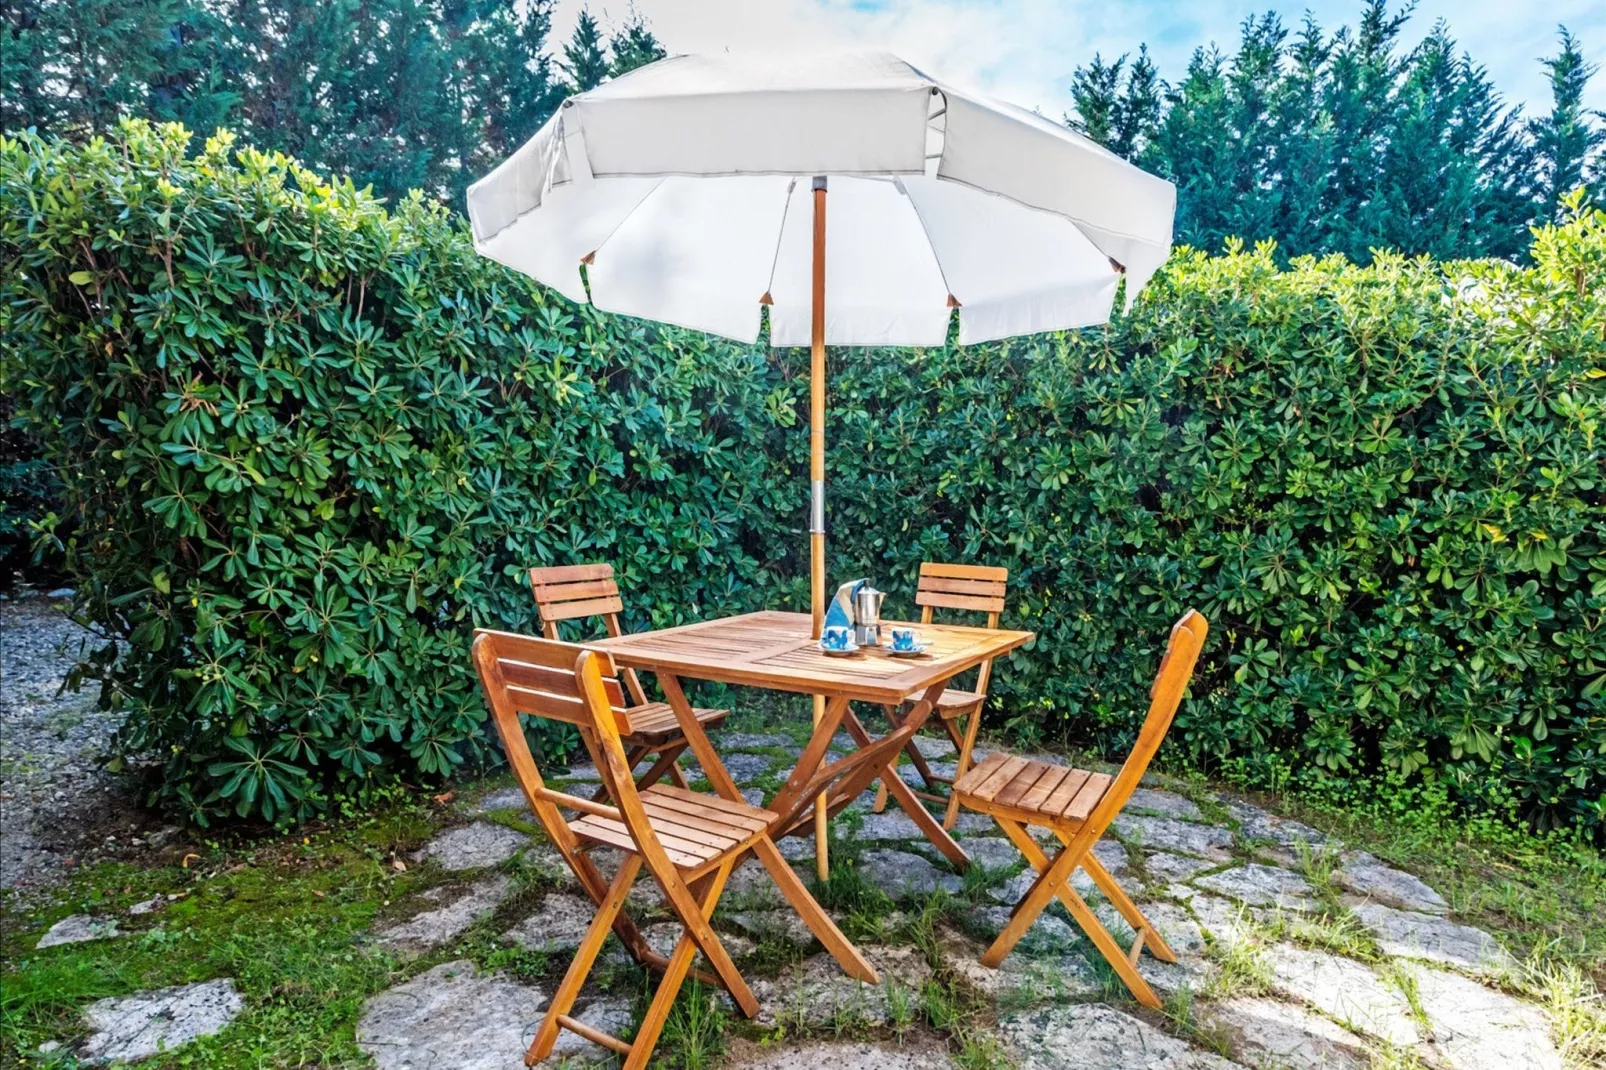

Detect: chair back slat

[473,628,634,736]
[529,563,648,706]
[530,563,626,627]
[915,562,1008,615]
[1085,610,1208,832]
[913,561,1009,693]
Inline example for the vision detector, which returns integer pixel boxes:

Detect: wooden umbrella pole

[810,175,829,880]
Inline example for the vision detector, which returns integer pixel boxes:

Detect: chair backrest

[528,563,649,707]
[915,561,1009,693]
[471,629,671,861]
[1084,610,1209,833]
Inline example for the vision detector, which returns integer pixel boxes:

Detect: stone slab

[725,1039,960,1069]
[853,809,927,842]
[1112,814,1234,860]
[377,874,512,952]
[1336,851,1448,915]
[37,914,120,949]
[1145,851,1219,885]
[937,926,1102,1001]
[1206,996,1369,1070]
[1226,802,1331,851]
[750,947,931,1029]
[1353,903,1513,972]
[1405,962,1562,1070]
[465,787,528,814]
[1126,788,1205,821]
[1194,864,1319,911]
[1000,1003,1247,1069]
[720,732,797,750]
[964,836,1024,872]
[417,822,529,872]
[502,892,595,953]
[966,904,1078,955]
[79,979,243,1064]
[1263,944,1420,1046]
[857,848,963,898]
[1188,895,1270,944]
[358,960,539,1069]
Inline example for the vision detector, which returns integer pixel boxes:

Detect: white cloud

[550,0,1604,117]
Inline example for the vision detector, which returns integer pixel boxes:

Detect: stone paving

[31,729,1571,1068]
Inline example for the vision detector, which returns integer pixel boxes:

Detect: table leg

[769,695,850,821]
[658,674,742,802]
[842,684,970,871]
[812,693,829,880]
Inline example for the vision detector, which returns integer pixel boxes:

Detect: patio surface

[1,599,1576,1068]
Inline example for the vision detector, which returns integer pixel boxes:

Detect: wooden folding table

[594,610,1034,875]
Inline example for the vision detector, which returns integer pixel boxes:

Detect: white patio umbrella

[468,49,1175,870]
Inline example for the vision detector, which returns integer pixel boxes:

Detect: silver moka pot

[853,585,886,647]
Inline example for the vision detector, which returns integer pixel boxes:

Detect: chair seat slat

[1061,772,1112,822]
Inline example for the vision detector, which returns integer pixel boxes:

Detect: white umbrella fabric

[468,49,1175,874]
[469,50,1174,347]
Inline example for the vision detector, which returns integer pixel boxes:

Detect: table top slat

[595,611,1033,703]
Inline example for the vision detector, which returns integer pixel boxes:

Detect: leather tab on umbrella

[759,292,773,305]
[580,251,596,265]
[1109,257,1126,274]
[946,294,962,308]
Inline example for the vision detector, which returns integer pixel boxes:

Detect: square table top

[593,610,1034,704]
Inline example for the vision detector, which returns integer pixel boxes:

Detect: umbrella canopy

[467,50,1175,347]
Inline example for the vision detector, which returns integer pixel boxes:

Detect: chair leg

[942,703,984,830]
[988,818,1163,1008]
[752,836,879,983]
[635,743,687,792]
[627,860,739,1069]
[528,853,642,1063]
[1058,830,1178,963]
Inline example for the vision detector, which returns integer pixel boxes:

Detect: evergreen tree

[1068,45,1158,159]
[1071,1,1602,263]
[2,0,192,133]
[1529,28,1605,221]
[559,8,610,94]
[608,5,665,78]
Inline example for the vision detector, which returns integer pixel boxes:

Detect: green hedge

[3,122,1603,834]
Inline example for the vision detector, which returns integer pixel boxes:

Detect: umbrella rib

[582,177,669,275]
[761,177,800,309]
[896,180,959,312]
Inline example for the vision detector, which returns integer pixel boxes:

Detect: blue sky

[551,0,1605,119]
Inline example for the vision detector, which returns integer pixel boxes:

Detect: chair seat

[572,784,776,873]
[954,753,1113,828]
[623,702,729,746]
[935,688,984,714]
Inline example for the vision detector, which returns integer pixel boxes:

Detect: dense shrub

[4,122,1602,834]
[0,123,800,822]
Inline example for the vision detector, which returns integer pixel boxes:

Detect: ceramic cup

[890,627,918,651]
[823,625,852,650]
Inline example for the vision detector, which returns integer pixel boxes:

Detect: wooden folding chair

[873,561,1009,829]
[472,629,882,1068]
[952,609,1209,1009]
[529,563,728,794]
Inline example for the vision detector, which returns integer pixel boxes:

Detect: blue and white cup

[890,627,918,651]
[822,625,852,650]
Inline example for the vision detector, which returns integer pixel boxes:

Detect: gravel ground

[0,596,160,894]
